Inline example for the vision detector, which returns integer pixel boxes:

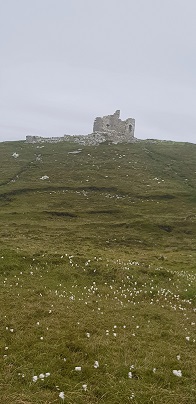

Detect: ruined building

[26,110,135,145]
[93,110,135,141]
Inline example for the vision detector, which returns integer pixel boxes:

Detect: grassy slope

[0,140,195,403]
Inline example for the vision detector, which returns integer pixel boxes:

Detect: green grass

[0,140,195,403]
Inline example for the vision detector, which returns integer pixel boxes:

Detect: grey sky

[0,0,196,143]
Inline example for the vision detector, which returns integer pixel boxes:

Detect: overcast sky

[0,0,196,143]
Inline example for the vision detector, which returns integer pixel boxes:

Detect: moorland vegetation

[0,139,195,403]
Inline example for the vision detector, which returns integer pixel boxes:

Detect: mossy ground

[0,140,195,403]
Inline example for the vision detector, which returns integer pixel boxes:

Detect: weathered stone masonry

[93,110,135,142]
[26,110,135,145]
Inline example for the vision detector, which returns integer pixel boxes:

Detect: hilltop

[0,139,195,403]
[25,110,135,146]
[0,139,195,255]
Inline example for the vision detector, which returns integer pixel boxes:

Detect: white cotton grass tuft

[59,391,65,400]
[94,360,99,368]
[130,392,135,399]
[40,175,49,180]
[32,372,50,382]
[176,354,181,361]
[173,369,182,377]
[75,366,81,371]
[82,384,87,391]
[128,371,132,378]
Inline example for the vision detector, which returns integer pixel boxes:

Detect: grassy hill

[0,140,195,403]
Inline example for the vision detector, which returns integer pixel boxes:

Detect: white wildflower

[75,366,81,371]
[82,384,87,391]
[32,375,38,382]
[94,360,99,368]
[39,373,45,379]
[128,371,132,378]
[176,355,181,361]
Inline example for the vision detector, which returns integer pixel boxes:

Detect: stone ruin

[26,110,135,145]
[93,110,135,141]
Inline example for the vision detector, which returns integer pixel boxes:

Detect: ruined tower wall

[93,110,135,140]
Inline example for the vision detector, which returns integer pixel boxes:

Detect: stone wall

[26,135,65,143]
[26,110,135,145]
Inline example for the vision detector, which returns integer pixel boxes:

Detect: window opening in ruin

[129,124,132,131]
[106,124,110,128]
